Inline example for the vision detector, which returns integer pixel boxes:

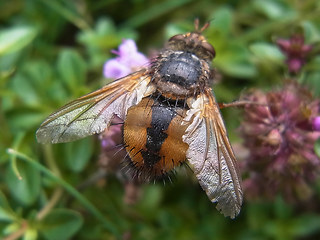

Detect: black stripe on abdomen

[141,102,176,167]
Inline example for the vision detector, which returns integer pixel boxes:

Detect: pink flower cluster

[240,82,320,201]
[276,35,312,74]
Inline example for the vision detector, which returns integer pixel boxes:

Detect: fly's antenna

[200,22,210,32]
[194,18,211,33]
[194,18,200,32]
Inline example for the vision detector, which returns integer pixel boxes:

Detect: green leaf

[41,0,90,30]
[274,196,292,219]
[23,61,54,93]
[253,0,293,20]
[217,61,257,78]
[5,160,41,206]
[11,74,40,106]
[64,138,93,172]
[24,228,38,240]
[6,107,45,132]
[3,222,20,235]
[10,60,54,106]
[249,42,285,64]
[0,26,37,56]
[165,22,192,39]
[77,18,120,48]
[0,190,17,222]
[302,21,320,44]
[57,49,87,92]
[246,201,272,230]
[307,70,320,97]
[77,18,124,68]
[122,0,192,28]
[210,6,233,35]
[291,214,320,237]
[39,209,83,240]
[0,51,21,73]
[6,149,118,235]
[215,43,257,78]
[138,185,162,215]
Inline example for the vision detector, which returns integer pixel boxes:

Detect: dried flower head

[103,39,149,79]
[239,82,320,202]
[276,35,312,74]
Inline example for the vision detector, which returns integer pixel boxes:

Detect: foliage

[1,0,320,239]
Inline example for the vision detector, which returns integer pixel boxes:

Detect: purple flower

[99,40,147,204]
[100,39,148,175]
[98,117,142,204]
[103,39,149,79]
[239,82,320,202]
[97,116,126,176]
[312,116,320,131]
[276,35,312,74]
[99,116,123,151]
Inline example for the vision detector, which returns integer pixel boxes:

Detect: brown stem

[3,221,28,240]
[219,100,267,109]
[37,187,63,220]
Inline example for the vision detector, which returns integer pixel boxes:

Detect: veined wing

[37,70,154,144]
[182,89,243,218]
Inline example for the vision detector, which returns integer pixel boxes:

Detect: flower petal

[103,58,131,79]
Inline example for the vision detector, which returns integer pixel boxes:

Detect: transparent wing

[37,70,154,144]
[182,89,243,218]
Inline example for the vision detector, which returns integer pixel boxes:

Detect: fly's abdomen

[123,97,189,179]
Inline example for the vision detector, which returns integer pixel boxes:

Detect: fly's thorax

[152,50,212,100]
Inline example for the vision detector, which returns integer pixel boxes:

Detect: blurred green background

[1,0,320,239]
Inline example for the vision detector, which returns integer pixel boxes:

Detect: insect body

[36,21,243,218]
[124,96,189,179]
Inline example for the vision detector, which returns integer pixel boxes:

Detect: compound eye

[201,41,216,58]
[169,34,185,42]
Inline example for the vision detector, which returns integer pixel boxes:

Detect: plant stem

[43,144,61,176]
[36,187,63,220]
[3,221,28,240]
[6,148,120,237]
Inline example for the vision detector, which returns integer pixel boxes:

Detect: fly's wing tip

[36,128,50,144]
[204,182,242,219]
[36,127,62,144]
[216,200,242,219]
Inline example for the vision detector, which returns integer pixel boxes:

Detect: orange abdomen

[123,97,189,179]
